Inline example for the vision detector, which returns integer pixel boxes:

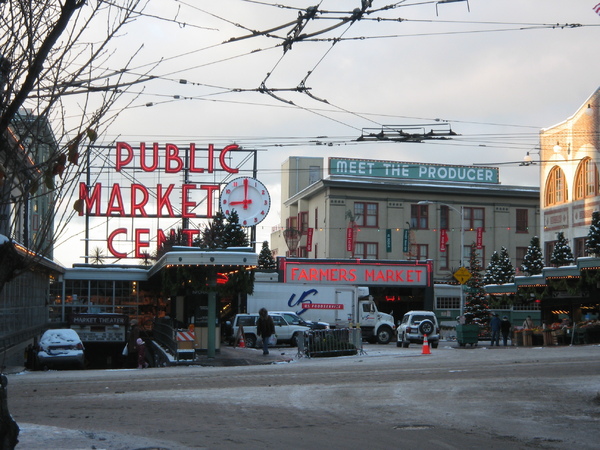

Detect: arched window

[545,166,567,206]
[574,157,599,200]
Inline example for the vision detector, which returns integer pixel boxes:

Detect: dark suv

[396,310,440,348]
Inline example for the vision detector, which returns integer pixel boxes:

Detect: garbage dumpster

[456,324,479,347]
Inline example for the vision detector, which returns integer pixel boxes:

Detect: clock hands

[229,178,252,209]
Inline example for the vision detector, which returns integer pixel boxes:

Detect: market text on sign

[79,142,242,259]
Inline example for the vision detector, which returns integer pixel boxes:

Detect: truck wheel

[401,334,409,348]
[376,326,392,345]
[244,334,257,349]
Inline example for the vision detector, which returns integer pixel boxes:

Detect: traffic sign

[453,267,471,285]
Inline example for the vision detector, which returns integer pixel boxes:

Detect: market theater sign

[78,142,240,258]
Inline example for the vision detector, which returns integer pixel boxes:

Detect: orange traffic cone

[422,334,431,355]
[238,333,246,348]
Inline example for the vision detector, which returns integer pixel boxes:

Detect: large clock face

[220,177,271,226]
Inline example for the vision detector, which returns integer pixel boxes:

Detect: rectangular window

[314,207,318,229]
[299,212,308,234]
[410,204,429,230]
[440,245,450,270]
[286,216,297,230]
[410,244,428,260]
[435,296,461,309]
[354,202,378,227]
[463,207,485,231]
[574,237,586,259]
[309,165,321,184]
[354,242,378,259]
[544,241,556,267]
[515,247,527,273]
[440,205,449,230]
[516,209,528,233]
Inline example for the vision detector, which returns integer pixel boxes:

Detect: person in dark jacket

[256,308,275,355]
[500,316,512,347]
[490,313,501,346]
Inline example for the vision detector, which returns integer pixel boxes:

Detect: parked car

[269,311,329,330]
[231,313,310,348]
[37,329,85,370]
[396,311,440,348]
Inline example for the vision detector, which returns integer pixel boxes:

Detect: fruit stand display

[456,324,479,347]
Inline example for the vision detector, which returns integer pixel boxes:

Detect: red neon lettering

[116,142,133,172]
[189,143,203,173]
[165,143,183,173]
[181,229,200,246]
[310,268,319,280]
[182,184,196,218]
[140,143,159,172]
[108,228,128,258]
[297,269,309,281]
[156,184,175,217]
[106,183,125,216]
[135,228,150,258]
[78,182,102,216]
[131,184,149,217]
[156,229,167,253]
[207,144,214,173]
[290,268,298,280]
[220,144,239,174]
[201,184,219,218]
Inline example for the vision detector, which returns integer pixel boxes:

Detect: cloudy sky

[52,0,600,266]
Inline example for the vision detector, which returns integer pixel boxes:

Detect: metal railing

[297,328,364,358]
[152,319,177,357]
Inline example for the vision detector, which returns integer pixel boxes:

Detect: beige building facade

[271,156,540,283]
[540,87,600,263]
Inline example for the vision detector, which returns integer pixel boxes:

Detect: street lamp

[418,200,465,318]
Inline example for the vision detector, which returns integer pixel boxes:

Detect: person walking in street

[257,307,275,355]
[490,313,501,346]
[136,337,148,369]
[500,316,512,347]
[126,319,141,368]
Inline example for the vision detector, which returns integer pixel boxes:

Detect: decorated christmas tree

[521,236,544,275]
[222,210,250,248]
[483,250,500,285]
[258,241,277,270]
[497,246,515,284]
[197,210,227,249]
[550,231,574,267]
[463,243,490,325]
[585,211,600,256]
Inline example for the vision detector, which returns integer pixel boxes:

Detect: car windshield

[280,313,306,326]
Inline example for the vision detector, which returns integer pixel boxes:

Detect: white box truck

[247,279,395,344]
